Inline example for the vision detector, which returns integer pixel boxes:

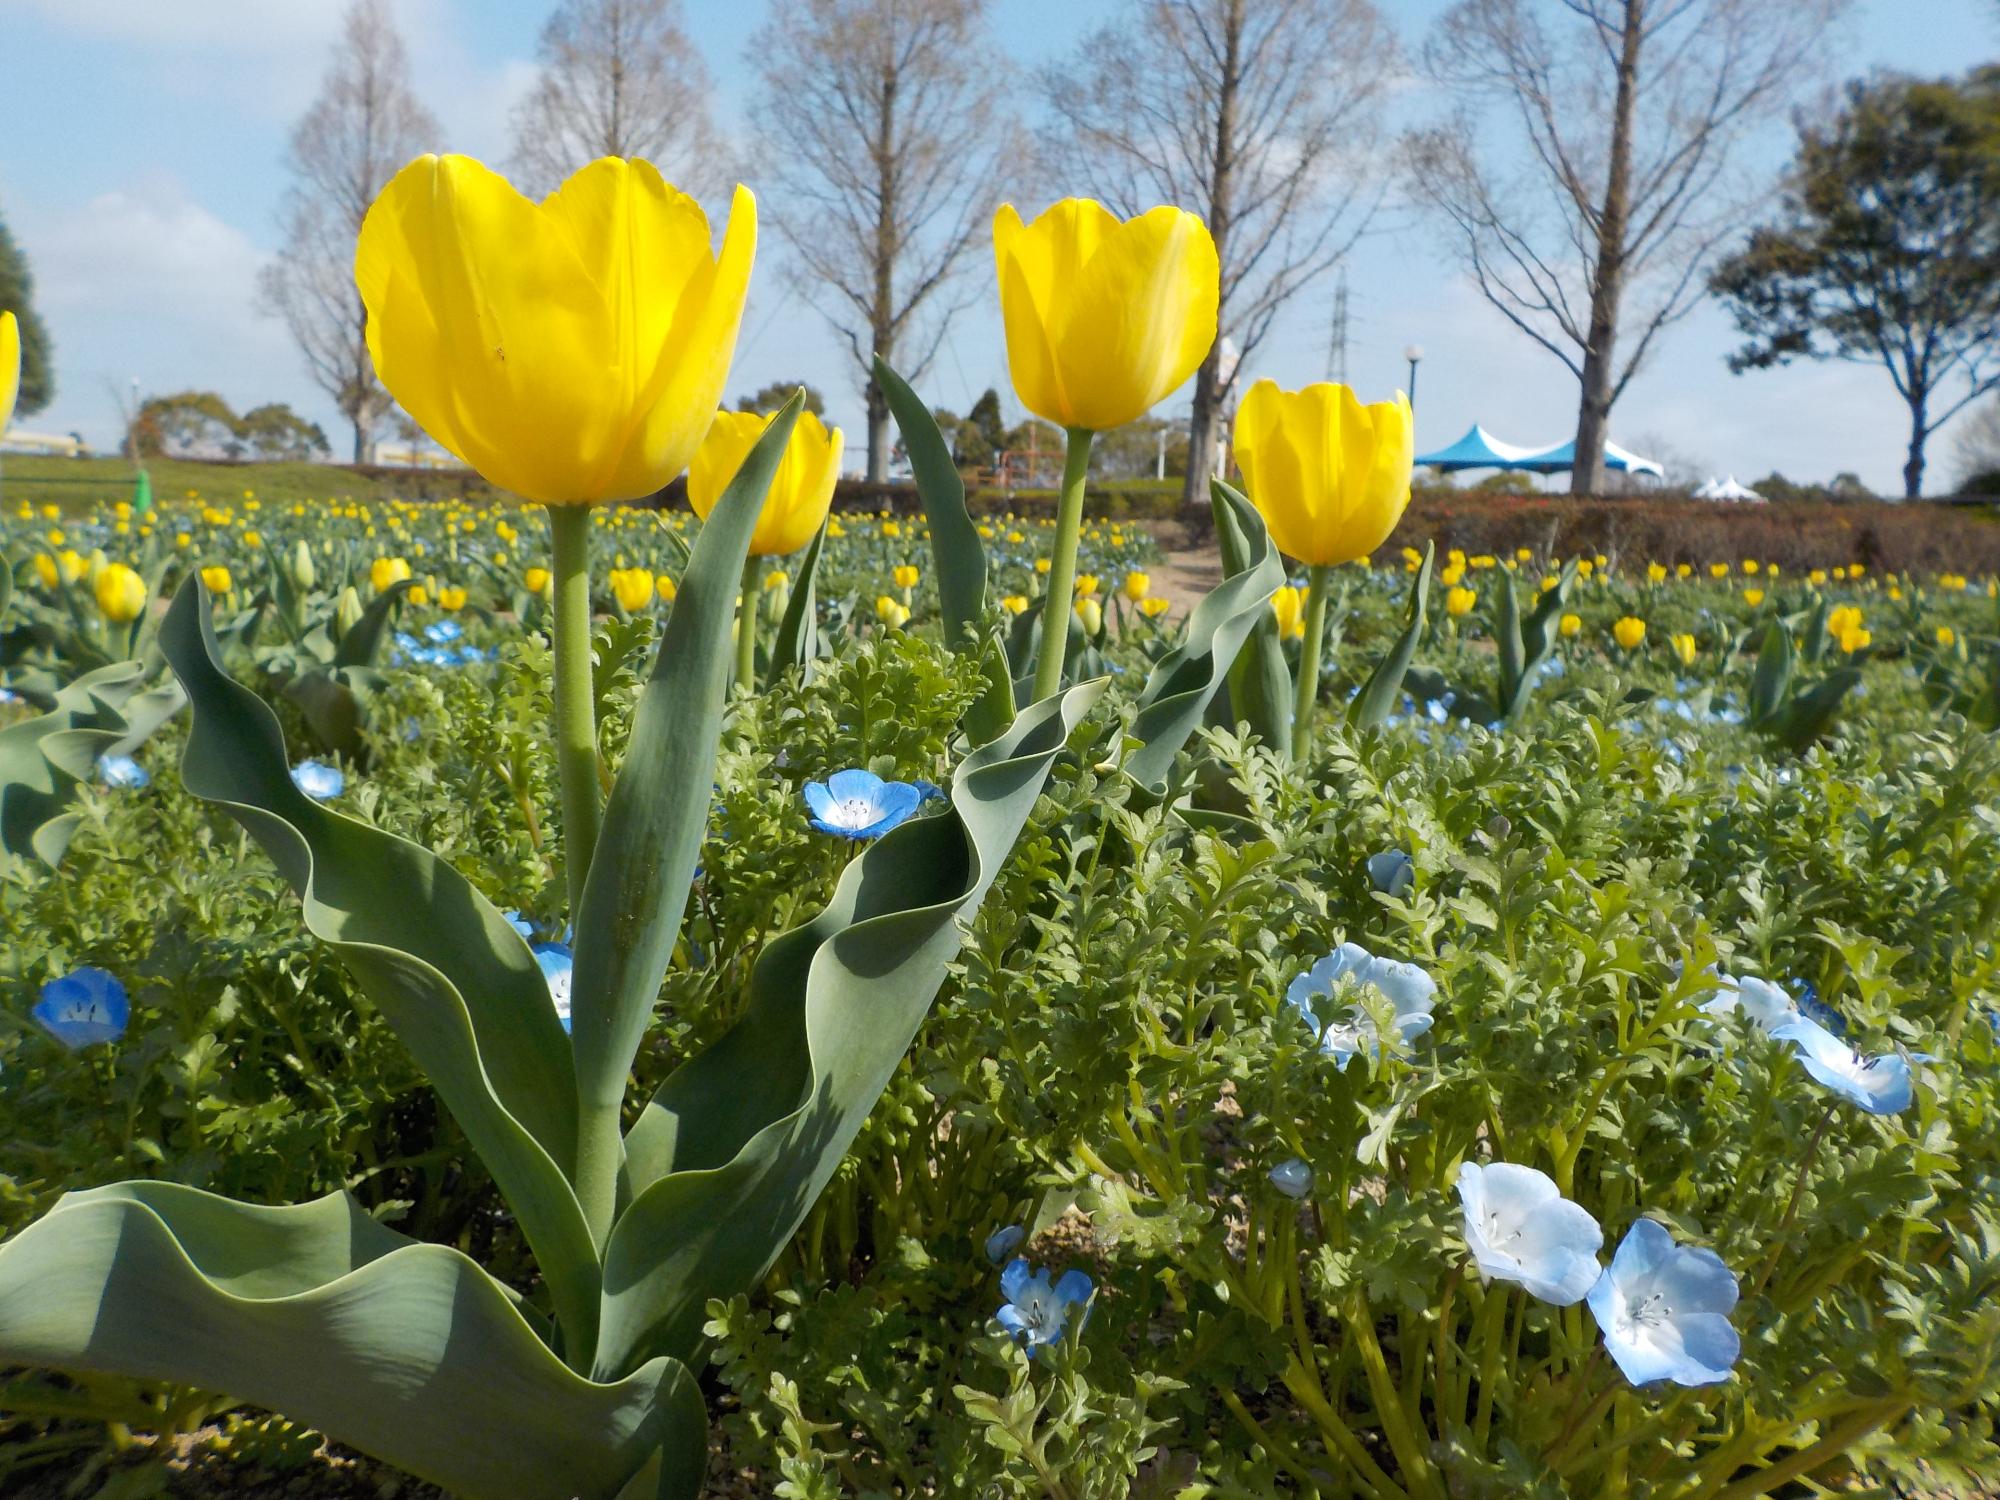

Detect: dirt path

[1140,521,1227,612]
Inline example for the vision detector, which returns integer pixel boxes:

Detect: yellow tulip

[95,563,147,623]
[407,586,431,607]
[1445,585,1477,618]
[1123,571,1152,602]
[1233,381,1413,568]
[657,574,678,603]
[1075,597,1103,635]
[0,310,17,438]
[1613,616,1646,649]
[1647,563,1667,583]
[874,595,909,629]
[1709,563,1730,579]
[1073,573,1099,597]
[993,198,1218,432]
[356,154,755,505]
[1937,625,1957,647]
[686,407,841,557]
[763,569,789,593]
[32,553,58,590]
[1743,588,1765,607]
[371,557,412,593]
[1809,569,1827,585]
[1271,585,1307,640]
[440,586,468,611]
[1828,605,1863,638]
[1001,594,1029,615]
[1034,557,1051,575]
[1838,625,1871,654]
[525,566,552,595]
[1440,562,1467,587]
[892,564,921,590]
[1139,596,1171,618]
[200,565,234,595]
[609,567,655,613]
[1743,559,1760,575]
[1676,563,1692,579]
[1670,632,1697,667]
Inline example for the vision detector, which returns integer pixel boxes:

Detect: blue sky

[1,0,1995,492]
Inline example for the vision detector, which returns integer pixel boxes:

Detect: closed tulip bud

[1075,597,1103,635]
[291,540,316,591]
[892,564,920,590]
[524,566,552,596]
[1647,562,1667,582]
[1937,625,1957,647]
[1445,585,1478,618]
[763,569,789,593]
[371,556,411,594]
[993,198,1218,432]
[1122,571,1151,602]
[1234,381,1414,568]
[1613,616,1647,649]
[1271,585,1307,639]
[657,574,677,603]
[1559,612,1582,637]
[687,408,841,557]
[1671,632,1698,667]
[200,565,234,595]
[407,586,430,608]
[609,567,653,613]
[336,586,364,637]
[356,156,756,505]
[874,595,909,629]
[95,563,147,623]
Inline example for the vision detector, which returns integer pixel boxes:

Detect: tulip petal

[0,310,18,438]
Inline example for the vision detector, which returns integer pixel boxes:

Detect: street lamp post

[1404,344,1423,410]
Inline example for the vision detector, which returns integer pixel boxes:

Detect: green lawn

[0,453,495,513]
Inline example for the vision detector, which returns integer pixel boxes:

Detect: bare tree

[1406,0,1845,495]
[258,0,438,464]
[747,0,1017,482]
[1038,0,1394,509]
[508,0,730,198]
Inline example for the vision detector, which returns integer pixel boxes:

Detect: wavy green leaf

[1211,479,1292,755]
[0,660,173,873]
[770,517,828,681]
[0,1184,696,1500]
[158,580,601,1359]
[601,679,1104,1378]
[875,355,986,652]
[1122,484,1283,794]
[1350,544,1434,731]
[332,577,411,668]
[1750,621,1794,726]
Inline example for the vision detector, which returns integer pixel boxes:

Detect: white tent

[1691,475,1764,502]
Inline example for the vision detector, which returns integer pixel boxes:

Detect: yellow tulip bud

[1271,585,1307,639]
[1936,625,1956,647]
[1122,571,1152,601]
[687,408,841,557]
[1445,585,1477,618]
[609,567,654,613]
[1743,559,1759,574]
[993,198,1218,431]
[874,594,909,628]
[1613,616,1646,649]
[1647,563,1667,582]
[763,569,789,593]
[440,586,468,611]
[524,566,552,595]
[371,556,412,593]
[1828,605,1863,637]
[291,540,316,590]
[892,564,921,590]
[1034,557,1051,575]
[1670,632,1697,667]
[1559,612,1582,638]
[1710,562,1730,578]
[356,155,756,505]
[1743,588,1765,607]
[1234,381,1414,568]
[1075,597,1103,635]
[1676,564,1691,578]
[657,574,678,603]
[95,563,147,623]
[200,565,234,595]
[407,586,430,607]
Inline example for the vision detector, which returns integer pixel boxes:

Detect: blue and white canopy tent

[1516,438,1665,478]
[1415,424,1552,472]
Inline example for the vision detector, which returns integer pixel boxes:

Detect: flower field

[4,163,2000,1500]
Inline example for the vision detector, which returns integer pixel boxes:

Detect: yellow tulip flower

[1445,585,1477,618]
[440,586,469,611]
[356,154,755,505]
[1838,625,1872,654]
[1647,563,1667,583]
[1709,563,1730,579]
[200,565,234,595]
[1670,632,1697,667]
[525,566,552,595]
[874,595,910,629]
[657,574,678,603]
[0,310,17,438]
[1676,563,1692,579]
[1828,605,1863,638]
[1271,585,1307,640]
[1743,588,1765,607]
[892,564,921,590]
[1123,572,1152,602]
[1937,625,1957,647]
[1075,597,1103,635]
[993,198,1217,433]
[687,408,840,557]
[1001,594,1030,615]
[1743,560,1760,575]
[1233,381,1413,569]
[1809,569,1827,585]
[407,586,430,607]
[1613,616,1646,649]
[371,557,412,593]
[1073,573,1099,597]
[1139,596,1171,618]
[764,569,789,593]
[95,563,147,623]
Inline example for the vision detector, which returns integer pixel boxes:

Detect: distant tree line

[127,392,329,463]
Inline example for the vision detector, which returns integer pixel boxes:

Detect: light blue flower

[501,909,536,940]
[97,754,149,789]
[1268,1159,1314,1199]
[984,1224,1026,1264]
[1366,848,1414,898]
[1456,1161,1602,1306]
[1587,1218,1740,1387]
[33,966,130,1049]
[1771,1013,1913,1114]
[996,1258,1092,1356]
[1698,972,1799,1034]
[1287,942,1437,1069]
[291,759,344,800]
[802,768,926,839]
[533,941,573,1034]
[423,620,464,644]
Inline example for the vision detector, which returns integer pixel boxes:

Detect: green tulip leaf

[600,678,1104,1378]
[331,577,412,668]
[1750,621,1795,726]
[1122,483,1283,794]
[1495,568,1526,702]
[1210,479,1292,756]
[770,517,828,681]
[875,355,986,653]
[1350,544,1435,731]
[0,659,170,873]
[1774,666,1863,751]
[158,579,601,1358]
[0,1184,697,1500]
[570,395,804,1230]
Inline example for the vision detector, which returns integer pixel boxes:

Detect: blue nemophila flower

[1456,1161,1602,1306]
[913,779,947,803]
[423,620,463,644]
[1698,972,1799,1034]
[984,1224,1026,1264]
[1587,1218,1740,1387]
[1286,942,1437,1070]
[1268,1158,1314,1199]
[1366,848,1414,898]
[996,1258,1092,1357]
[97,754,149,789]
[502,909,536,940]
[533,942,573,1034]
[802,769,926,839]
[291,759,344,800]
[33,967,130,1049]
[1771,1013,1913,1114]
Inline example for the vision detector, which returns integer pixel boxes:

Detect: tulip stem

[737,556,761,695]
[548,505,602,915]
[1032,427,1095,703]
[1290,564,1333,761]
